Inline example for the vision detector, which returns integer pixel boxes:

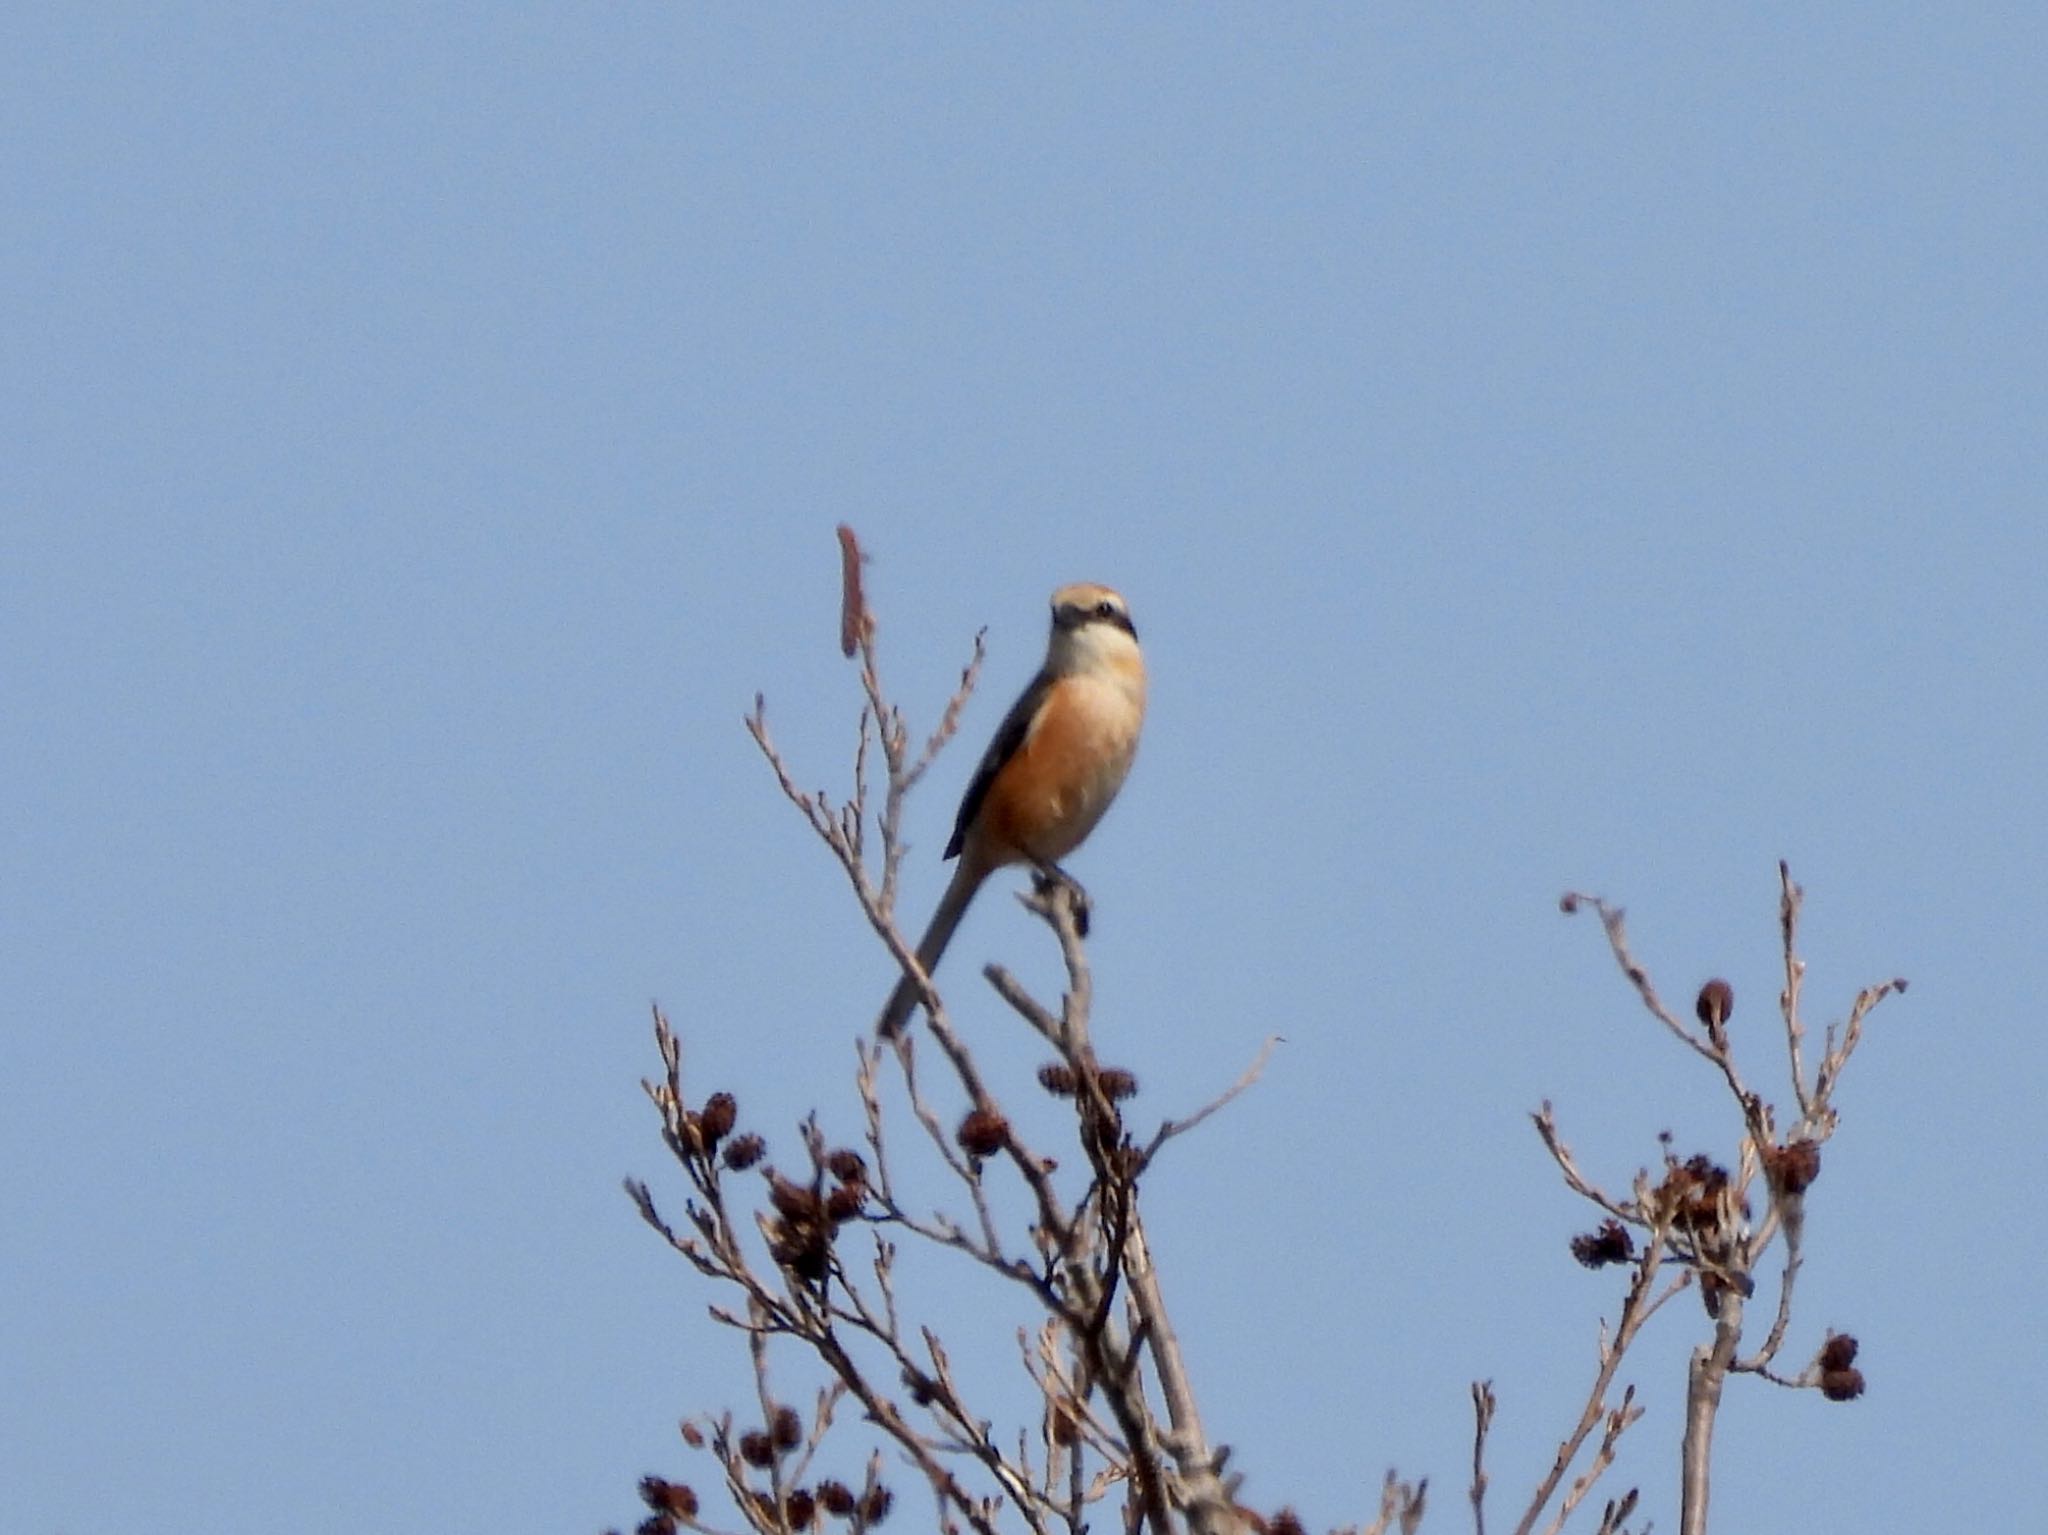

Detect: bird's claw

[1033,865,1092,937]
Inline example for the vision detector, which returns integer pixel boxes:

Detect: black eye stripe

[1053,596,1132,634]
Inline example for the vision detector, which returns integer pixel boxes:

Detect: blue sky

[5,7,2043,1532]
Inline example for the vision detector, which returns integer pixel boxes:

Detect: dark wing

[945,667,1054,859]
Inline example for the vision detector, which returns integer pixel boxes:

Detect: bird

[876,582,1147,1037]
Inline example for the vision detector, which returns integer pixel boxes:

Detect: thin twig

[1512,1240,1675,1535]
[1542,1384,1640,1535]
[1777,861,1813,1119]
[1470,1380,1496,1535]
[1531,1102,1637,1225]
[1143,1037,1284,1162]
[1561,891,1721,1066]
[1360,1472,1429,1535]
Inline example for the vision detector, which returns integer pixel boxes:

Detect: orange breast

[976,676,1141,865]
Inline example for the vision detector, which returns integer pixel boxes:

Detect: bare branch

[1469,1381,1495,1535]
[1679,1296,1743,1535]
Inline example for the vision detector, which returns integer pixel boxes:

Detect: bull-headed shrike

[876,583,1146,1037]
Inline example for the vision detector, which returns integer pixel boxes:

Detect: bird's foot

[1032,864,1092,937]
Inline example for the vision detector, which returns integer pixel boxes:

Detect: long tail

[876,860,986,1037]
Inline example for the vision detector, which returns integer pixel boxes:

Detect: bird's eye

[1095,600,1116,619]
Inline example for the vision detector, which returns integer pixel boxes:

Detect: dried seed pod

[770,1222,831,1282]
[826,1183,866,1223]
[1821,1366,1866,1402]
[1096,1067,1139,1101]
[1571,1220,1635,1269]
[699,1092,738,1144]
[769,1176,824,1222]
[772,1405,804,1451]
[1765,1139,1822,1196]
[956,1108,1008,1158]
[1037,1062,1077,1097]
[1049,1401,1080,1447]
[1695,978,1734,1029]
[640,1477,699,1518]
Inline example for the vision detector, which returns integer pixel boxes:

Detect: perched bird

[876,583,1147,1037]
